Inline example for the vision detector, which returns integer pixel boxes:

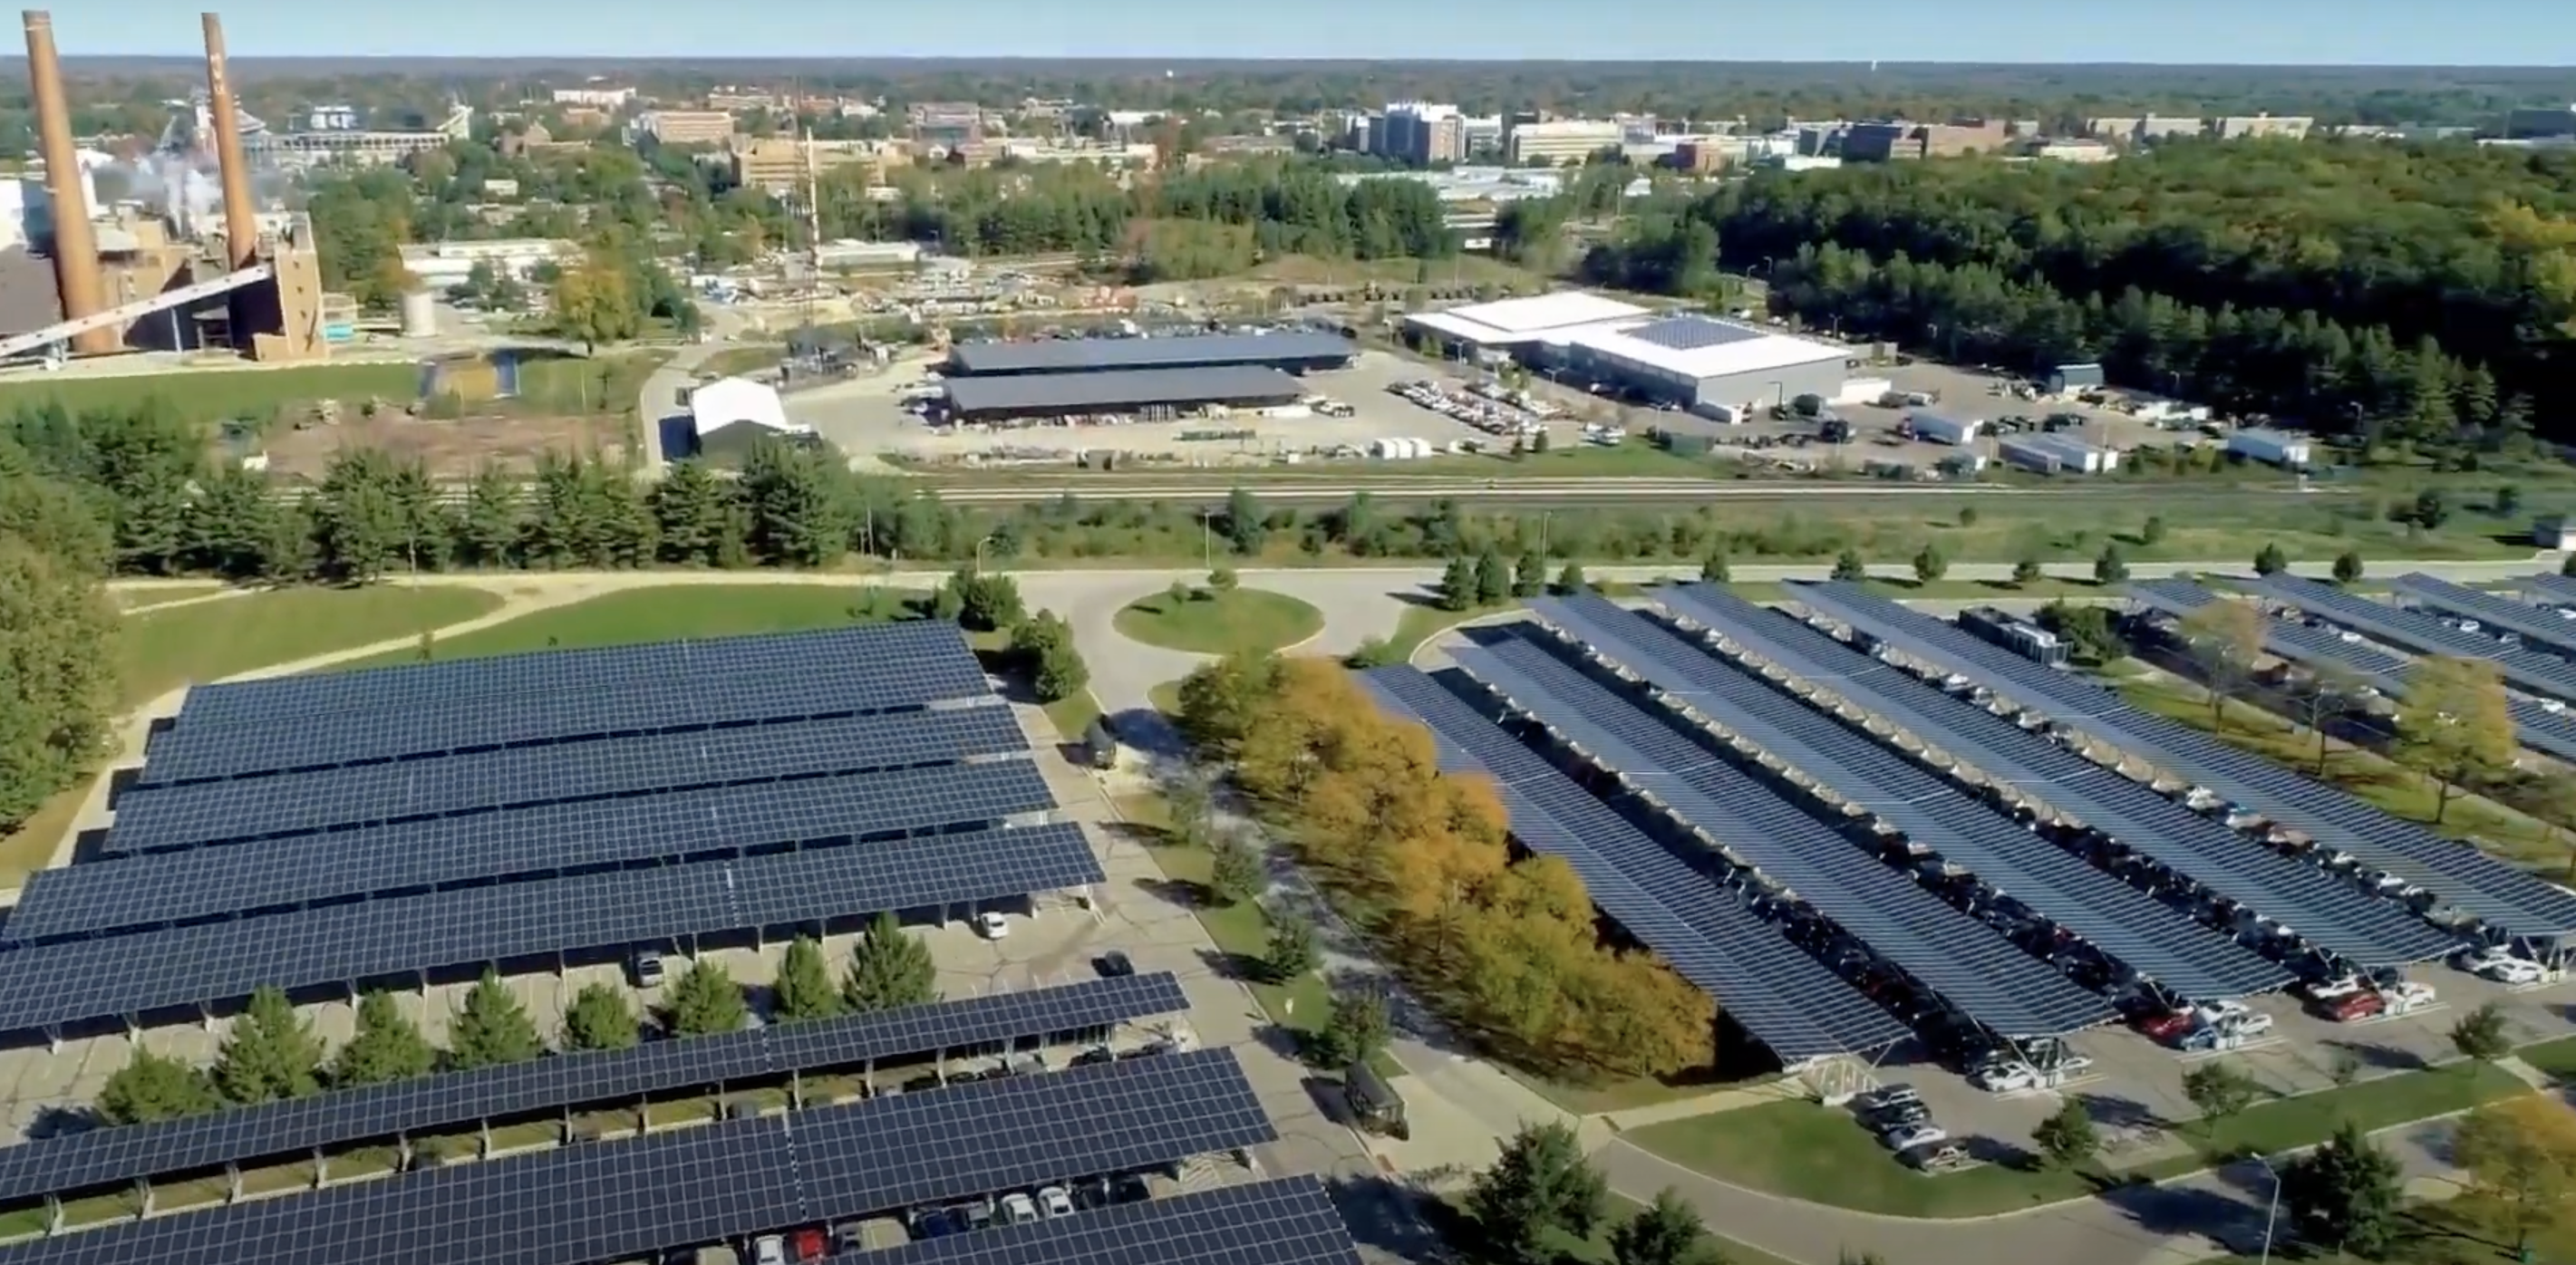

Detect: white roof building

[687,377,811,458]
[1559,315,1846,382]
[1402,291,1651,352]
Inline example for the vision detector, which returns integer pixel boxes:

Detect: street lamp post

[2252,1154,2284,1265]
[1198,510,1215,572]
[973,534,995,576]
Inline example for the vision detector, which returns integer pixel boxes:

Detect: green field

[119,585,501,708]
[334,584,921,669]
[1112,588,1325,655]
[0,364,421,425]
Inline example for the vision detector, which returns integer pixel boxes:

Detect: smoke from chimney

[201,12,259,270]
[23,9,115,355]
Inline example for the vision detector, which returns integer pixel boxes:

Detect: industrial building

[1401,291,1653,360]
[941,366,1306,422]
[944,331,1355,378]
[683,376,811,460]
[1556,314,1850,413]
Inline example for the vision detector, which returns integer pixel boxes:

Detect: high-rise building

[1374,102,1466,166]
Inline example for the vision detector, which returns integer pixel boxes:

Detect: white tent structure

[685,376,813,460]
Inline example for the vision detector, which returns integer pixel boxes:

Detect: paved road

[634,309,756,475]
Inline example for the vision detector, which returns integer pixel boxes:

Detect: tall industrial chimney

[200,12,258,271]
[23,10,115,356]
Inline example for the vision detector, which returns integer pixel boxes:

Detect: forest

[1578,139,2576,441]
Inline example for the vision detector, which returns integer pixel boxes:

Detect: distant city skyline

[47,0,2576,66]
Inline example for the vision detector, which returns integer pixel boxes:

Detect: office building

[729,137,900,195]
[2505,105,2576,140]
[1375,102,1467,166]
[1842,121,2008,161]
[550,85,634,108]
[1506,119,1622,166]
[640,111,737,145]
[2213,114,2313,140]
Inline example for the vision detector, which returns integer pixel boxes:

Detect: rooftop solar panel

[844,1178,1363,1265]
[111,704,1025,854]
[15,759,1058,941]
[1619,316,1767,352]
[1523,597,2288,1001]
[0,973,1187,1204]
[944,366,1304,415]
[1654,584,2459,968]
[0,823,1102,1035]
[1360,666,1912,1061]
[1448,642,2112,1036]
[1791,581,2576,940]
[142,622,990,785]
[946,331,1355,376]
[0,1050,1275,1265]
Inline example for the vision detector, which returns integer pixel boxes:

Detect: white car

[1038,1186,1076,1219]
[1859,1085,1922,1112]
[974,912,1012,941]
[2382,981,2438,1011]
[2462,948,2546,986]
[1973,1062,2040,1093]
[752,1236,789,1265]
[2304,974,2365,1001]
[1881,1124,1949,1151]
[2194,999,2253,1027]
[2050,1054,2097,1077]
[998,1193,1041,1225]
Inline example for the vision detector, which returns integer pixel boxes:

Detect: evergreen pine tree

[333,991,437,1087]
[773,936,847,1023]
[95,1050,224,1125]
[215,985,326,1103]
[844,913,941,1012]
[447,969,547,1069]
[562,983,641,1052]
[666,960,750,1037]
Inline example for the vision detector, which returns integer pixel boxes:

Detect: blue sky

[62,0,2576,63]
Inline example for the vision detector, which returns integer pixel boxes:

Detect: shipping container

[2227,429,2311,467]
[1836,377,1893,405]
[1904,412,1982,446]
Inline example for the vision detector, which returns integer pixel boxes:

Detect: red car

[2330,991,2387,1023]
[2135,1009,2194,1042]
[792,1228,828,1263]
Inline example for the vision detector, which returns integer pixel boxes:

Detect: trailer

[2227,428,2311,467]
[1903,411,1983,446]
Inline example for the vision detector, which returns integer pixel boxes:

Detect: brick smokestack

[200,12,258,270]
[23,10,115,355]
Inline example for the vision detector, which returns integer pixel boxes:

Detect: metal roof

[2390,572,2576,672]
[945,332,1355,375]
[944,366,1304,416]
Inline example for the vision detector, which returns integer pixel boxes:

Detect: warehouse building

[942,366,1305,422]
[944,332,1355,378]
[1556,314,1848,412]
[1401,291,1652,362]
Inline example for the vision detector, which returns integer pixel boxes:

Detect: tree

[1830,547,1867,581]
[562,982,640,1052]
[741,439,852,567]
[1608,1189,1720,1265]
[2496,484,2524,519]
[666,960,749,1037]
[1167,772,1216,849]
[2181,1060,2261,1128]
[2141,516,2167,546]
[2252,541,2289,575]
[1912,542,1947,584]
[447,969,546,1069]
[2281,1120,2404,1257]
[1008,610,1089,703]
[2291,662,2374,775]
[2037,602,2125,663]
[1224,486,1267,555]
[1467,1121,1609,1265]
[0,538,117,832]
[2011,555,2044,586]
[333,991,435,1087]
[1438,556,1477,612]
[1700,551,1730,583]
[2176,599,2269,731]
[650,459,746,566]
[1207,565,1239,594]
[2031,1098,2100,1170]
[2094,543,2129,584]
[95,1049,222,1125]
[215,985,326,1103]
[1515,550,1546,597]
[547,252,642,352]
[2452,1096,2576,1257]
[1264,906,1319,981]
[2452,999,2514,1065]
[947,566,1024,632]
[1530,427,1552,455]
[2394,655,2518,823]
[2415,488,2452,529]
[1320,984,1392,1068]
[1210,831,1268,906]
[2331,550,2365,584]
[1475,548,1511,607]
[843,912,939,1012]
[2565,552,2576,579]
[774,935,847,1023]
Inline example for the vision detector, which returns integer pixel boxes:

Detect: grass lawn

[1381,600,1519,664]
[1625,1059,2528,1219]
[0,363,420,426]
[334,584,924,669]
[112,583,228,611]
[1113,587,1324,656]
[118,585,501,709]
[1148,680,1184,716]
[1041,690,1103,745]
[694,346,785,379]
[2114,671,2564,869]
[0,774,92,889]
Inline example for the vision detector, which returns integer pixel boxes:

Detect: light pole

[2252,1153,2283,1265]
[973,533,996,576]
[1198,510,1215,573]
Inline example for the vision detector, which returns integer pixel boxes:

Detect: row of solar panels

[2531,574,2576,606]
[1359,667,1913,1061]
[1525,594,2293,1002]
[142,622,993,787]
[1789,582,2576,941]
[2126,579,2576,765]
[0,1049,1296,1265]
[2393,573,2576,663]
[2247,573,2576,707]
[1655,584,2457,970]
[0,973,1188,1204]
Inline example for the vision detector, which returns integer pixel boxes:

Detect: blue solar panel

[2528,573,2576,606]
[1525,595,2289,1001]
[1619,316,1767,352]
[143,622,991,785]
[1357,668,1909,1061]
[13,759,1058,942]
[1791,581,2576,941]
[1655,584,2460,969]
[2392,574,2576,665]
[0,823,1102,1035]
[2247,573,2576,705]
[849,1178,1363,1265]
[1448,641,2113,1036]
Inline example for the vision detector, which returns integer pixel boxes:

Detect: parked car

[2135,1009,2195,1042]
[998,1193,1041,1226]
[792,1227,827,1262]
[751,1236,789,1265]
[2459,946,2546,986]
[629,951,666,989]
[2382,981,2437,1012]
[1071,1046,1117,1067]
[2302,974,2364,1001]
[1039,1186,1077,1219]
[1881,1124,1949,1152]
[1973,1062,2041,1094]
[1870,1102,1932,1128]
[975,912,1012,941]
[1093,951,1135,978]
[1857,1085,1922,1113]
[2330,991,2387,1022]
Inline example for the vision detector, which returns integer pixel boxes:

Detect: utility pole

[801,119,824,333]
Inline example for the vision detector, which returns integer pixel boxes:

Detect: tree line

[93,920,937,1130]
[1174,652,1711,1080]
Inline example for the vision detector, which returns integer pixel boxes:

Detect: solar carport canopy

[1526,595,2288,1001]
[0,1050,1275,1265]
[0,973,1186,1204]
[1791,581,2576,941]
[2252,573,2576,705]
[849,1178,1364,1265]
[2391,573,2576,666]
[946,331,1355,375]
[1448,640,2112,1038]
[143,622,990,785]
[1360,667,1909,1062]
[0,822,1102,1035]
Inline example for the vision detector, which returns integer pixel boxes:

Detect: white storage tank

[398,290,439,339]
[2227,428,2311,467]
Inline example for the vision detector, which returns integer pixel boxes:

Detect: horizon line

[5,53,2572,71]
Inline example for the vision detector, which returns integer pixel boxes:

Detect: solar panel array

[2247,573,2576,705]
[0,1050,1277,1265]
[847,1177,1363,1265]
[1789,581,2576,940]
[14,759,1057,942]
[143,622,990,785]
[1620,316,1766,352]
[2393,573,2576,661]
[110,704,1027,854]
[2528,573,2576,606]
[1655,583,2458,968]
[0,973,1188,1204]
[0,823,1103,1034]
[1449,638,2113,1035]
[1528,594,2288,1000]
[1358,666,1912,1060]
